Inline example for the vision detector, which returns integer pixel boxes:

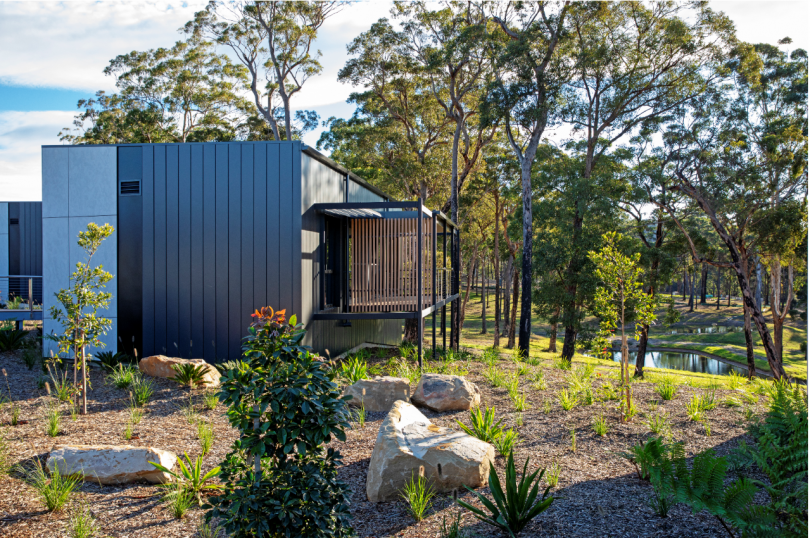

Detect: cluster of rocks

[46,355,219,485]
[344,372,494,502]
[45,356,494,504]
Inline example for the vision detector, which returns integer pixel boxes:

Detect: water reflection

[664,325,742,335]
[610,350,747,376]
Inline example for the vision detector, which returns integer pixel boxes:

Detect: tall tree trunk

[743,302,756,379]
[770,261,793,364]
[716,266,722,310]
[481,261,487,334]
[682,268,687,300]
[755,258,762,312]
[517,158,534,358]
[700,263,709,304]
[560,207,584,363]
[502,256,512,337]
[493,196,501,347]
[547,305,560,353]
[687,270,694,312]
[507,266,519,349]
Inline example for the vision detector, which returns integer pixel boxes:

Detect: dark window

[322,216,342,310]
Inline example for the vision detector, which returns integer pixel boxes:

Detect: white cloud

[0,111,73,201]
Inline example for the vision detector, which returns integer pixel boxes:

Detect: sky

[0,0,807,201]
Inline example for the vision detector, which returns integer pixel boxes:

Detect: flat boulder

[366,401,494,502]
[344,376,410,412]
[411,373,480,412]
[138,355,220,387]
[47,445,177,485]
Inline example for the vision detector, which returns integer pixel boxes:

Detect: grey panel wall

[300,153,402,355]
[0,203,7,278]
[141,142,300,362]
[42,146,118,359]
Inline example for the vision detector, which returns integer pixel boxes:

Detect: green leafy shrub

[207,307,354,537]
[457,452,554,536]
[645,405,671,436]
[686,394,706,422]
[618,437,678,481]
[0,329,27,351]
[457,405,503,444]
[401,473,435,522]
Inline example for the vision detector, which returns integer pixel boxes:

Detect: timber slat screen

[349,217,449,312]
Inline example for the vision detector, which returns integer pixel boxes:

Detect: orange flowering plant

[208,306,354,537]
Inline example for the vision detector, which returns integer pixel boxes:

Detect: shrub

[593,414,608,437]
[400,473,435,522]
[95,350,134,370]
[557,389,578,411]
[457,405,503,444]
[618,437,677,481]
[171,363,211,389]
[21,348,38,370]
[457,452,554,536]
[208,307,354,537]
[21,459,81,511]
[645,405,671,436]
[656,378,677,400]
[686,395,705,422]
[493,428,521,457]
[0,329,27,352]
[511,391,529,412]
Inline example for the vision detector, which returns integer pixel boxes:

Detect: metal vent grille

[9,218,19,225]
[120,180,141,196]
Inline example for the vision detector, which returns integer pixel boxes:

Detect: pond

[663,325,743,335]
[606,350,748,376]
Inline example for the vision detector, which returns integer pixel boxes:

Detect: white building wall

[42,146,118,358]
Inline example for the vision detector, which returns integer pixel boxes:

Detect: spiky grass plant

[511,391,529,412]
[514,413,524,427]
[645,404,671,436]
[592,414,608,437]
[354,405,366,429]
[493,428,521,457]
[21,459,81,512]
[130,377,154,407]
[557,389,578,411]
[197,420,214,456]
[123,421,133,440]
[44,401,61,437]
[726,370,747,390]
[107,364,140,389]
[68,503,99,538]
[457,405,503,444]
[545,462,561,487]
[400,473,435,522]
[203,391,219,411]
[655,378,678,401]
[553,356,572,371]
[686,394,705,422]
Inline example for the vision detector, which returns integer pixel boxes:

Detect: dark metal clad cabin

[41,142,459,363]
[0,202,43,327]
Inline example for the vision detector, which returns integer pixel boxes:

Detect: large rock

[138,355,220,387]
[366,401,495,502]
[47,445,177,485]
[344,376,410,412]
[411,374,480,412]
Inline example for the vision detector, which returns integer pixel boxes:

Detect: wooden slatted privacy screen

[350,218,435,312]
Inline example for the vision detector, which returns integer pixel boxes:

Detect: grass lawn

[454,291,807,380]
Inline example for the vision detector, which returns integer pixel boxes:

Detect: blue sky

[0,0,807,201]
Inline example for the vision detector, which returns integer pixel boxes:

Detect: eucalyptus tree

[555,0,735,363]
[481,1,571,357]
[657,82,802,380]
[187,0,342,141]
[730,39,808,364]
[393,1,498,349]
[60,33,246,144]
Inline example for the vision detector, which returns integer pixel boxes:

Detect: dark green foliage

[95,351,134,370]
[735,380,808,537]
[171,363,211,388]
[618,436,677,481]
[457,452,554,538]
[0,329,27,352]
[207,307,354,537]
[457,405,503,444]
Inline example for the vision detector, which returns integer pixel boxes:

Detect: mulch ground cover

[0,336,764,537]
